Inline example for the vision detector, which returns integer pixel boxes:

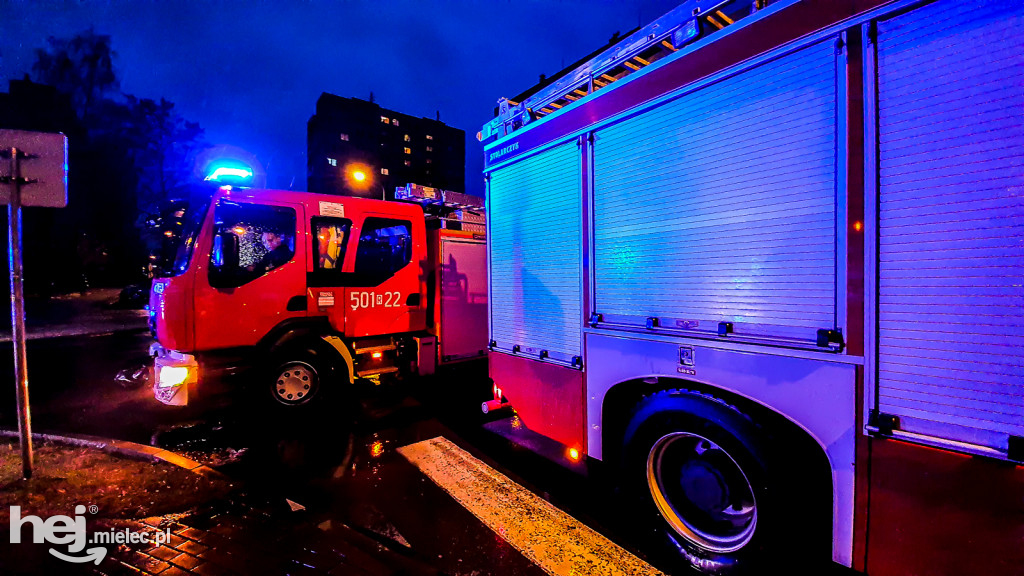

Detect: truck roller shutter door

[488,142,582,364]
[875,0,1024,454]
[592,39,839,345]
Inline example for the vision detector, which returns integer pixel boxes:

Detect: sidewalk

[0,289,148,342]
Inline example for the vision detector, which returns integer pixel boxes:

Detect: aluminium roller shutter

[592,39,839,344]
[875,0,1024,452]
[488,142,582,363]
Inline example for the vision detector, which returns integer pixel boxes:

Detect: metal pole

[8,146,32,479]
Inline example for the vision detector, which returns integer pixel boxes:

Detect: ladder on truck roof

[394,183,485,232]
[479,0,777,142]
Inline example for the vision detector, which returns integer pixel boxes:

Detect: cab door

[343,214,427,337]
[193,199,306,350]
[308,215,353,334]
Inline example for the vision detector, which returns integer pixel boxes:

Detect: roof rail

[394,183,485,211]
[479,0,778,142]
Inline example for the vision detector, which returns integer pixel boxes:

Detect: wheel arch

[257,318,353,385]
[602,377,834,471]
[257,316,334,354]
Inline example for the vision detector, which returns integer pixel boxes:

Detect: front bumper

[151,343,198,406]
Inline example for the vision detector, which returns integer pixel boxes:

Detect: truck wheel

[619,389,786,574]
[265,344,343,412]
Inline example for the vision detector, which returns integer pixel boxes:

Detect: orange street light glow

[352,170,366,182]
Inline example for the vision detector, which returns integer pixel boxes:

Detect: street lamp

[344,163,384,199]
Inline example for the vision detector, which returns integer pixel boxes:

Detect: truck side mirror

[209,231,241,288]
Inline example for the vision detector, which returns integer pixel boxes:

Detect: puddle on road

[149,388,442,514]
[149,384,543,575]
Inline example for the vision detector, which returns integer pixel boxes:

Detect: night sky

[1,0,682,196]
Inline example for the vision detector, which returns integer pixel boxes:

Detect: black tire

[262,342,346,415]
[619,389,797,575]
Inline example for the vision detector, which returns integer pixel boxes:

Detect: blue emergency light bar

[204,166,253,182]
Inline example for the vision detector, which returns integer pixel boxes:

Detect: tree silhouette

[21,29,209,289]
[31,28,118,121]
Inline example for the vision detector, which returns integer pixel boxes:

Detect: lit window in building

[340,133,349,141]
[404,147,411,154]
[404,134,410,142]
[426,159,432,164]
[327,157,337,166]
[393,119,399,126]
[380,116,390,124]
[381,168,389,175]
[426,146,433,152]
[426,135,434,140]
[404,160,411,167]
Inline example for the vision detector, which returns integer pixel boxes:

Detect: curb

[0,429,228,481]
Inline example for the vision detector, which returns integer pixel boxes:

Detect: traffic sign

[0,129,68,207]
[0,129,69,480]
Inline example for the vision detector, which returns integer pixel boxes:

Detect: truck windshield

[156,195,211,278]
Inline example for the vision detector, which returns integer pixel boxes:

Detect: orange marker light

[370,441,384,458]
[853,221,863,232]
[568,447,581,462]
[371,351,383,359]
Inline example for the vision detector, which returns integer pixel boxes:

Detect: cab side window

[209,201,296,288]
[313,217,352,270]
[354,218,412,278]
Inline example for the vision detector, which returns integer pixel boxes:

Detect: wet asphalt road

[0,331,680,575]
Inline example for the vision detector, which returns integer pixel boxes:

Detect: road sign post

[0,130,68,480]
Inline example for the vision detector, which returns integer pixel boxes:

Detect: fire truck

[479,0,1023,574]
[149,182,487,408]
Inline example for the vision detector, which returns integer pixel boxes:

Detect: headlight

[158,366,191,388]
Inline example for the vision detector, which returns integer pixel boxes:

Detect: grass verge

[0,439,234,524]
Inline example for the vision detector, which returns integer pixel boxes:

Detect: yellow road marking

[398,437,666,576]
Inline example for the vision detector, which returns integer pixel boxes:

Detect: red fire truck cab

[149,183,487,408]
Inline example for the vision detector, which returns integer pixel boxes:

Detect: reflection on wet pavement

[151,378,548,575]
